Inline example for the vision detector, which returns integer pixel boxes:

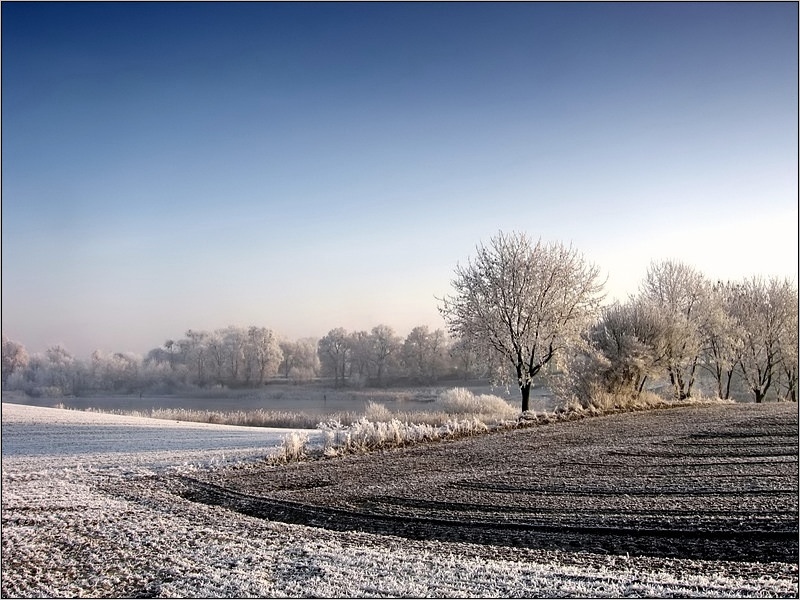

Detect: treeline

[1,260,797,404]
[553,264,798,405]
[0,324,483,397]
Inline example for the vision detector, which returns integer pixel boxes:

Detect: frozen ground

[2,402,797,597]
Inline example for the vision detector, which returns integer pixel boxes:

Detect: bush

[436,387,518,420]
[364,400,394,422]
[278,431,309,462]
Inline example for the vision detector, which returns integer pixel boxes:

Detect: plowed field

[176,403,798,564]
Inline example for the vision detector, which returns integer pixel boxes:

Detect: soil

[171,402,799,564]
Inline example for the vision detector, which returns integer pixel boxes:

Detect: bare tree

[698,281,744,400]
[245,326,282,385]
[732,277,797,403]
[287,337,321,382]
[448,335,485,380]
[369,324,402,386]
[639,260,707,400]
[184,329,210,387]
[318,328,350,387]
[439,231,604,412]
[403,326,449,382]
[347,330,372,384]
[205,331,226,386]
[776,291,798,402]
[221,326,248,385]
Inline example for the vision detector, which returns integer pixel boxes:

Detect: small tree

[589,299,667,399]
[439,231,604,412]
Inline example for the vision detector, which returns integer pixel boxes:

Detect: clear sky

[2,2,798,358]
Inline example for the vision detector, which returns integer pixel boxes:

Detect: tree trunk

[724,370,734,400]
[520,383,531,413]
[637,375,648,398]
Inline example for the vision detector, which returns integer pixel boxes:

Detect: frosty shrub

[437,387,518,420]
[144,407,363,429]
[364,400,394,422]
[278,431,309,462]
[318,415,493,456]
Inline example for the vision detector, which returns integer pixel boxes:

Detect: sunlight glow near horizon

[2,2,797,358]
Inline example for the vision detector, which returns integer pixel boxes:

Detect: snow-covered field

[2,402,797,597]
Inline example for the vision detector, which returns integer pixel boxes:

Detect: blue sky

[2,2,797,358]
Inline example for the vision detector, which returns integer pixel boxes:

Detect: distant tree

[439,231,604,412]
[279,340,297,379]
[403,326,449,383]
[318,328,350,387]
[369,325,402,386]
[448,336,485,380]
[285,337,320,382]
[347,330,372,384]
[108,352,141,393]
[222,327,248,385]
[205,331,227,386]
[2,335,29,386]
[184,329,210,386]
[44,345,76,394]
[163,339,177,371]
[244,326,282,385]
[639,260,708,400]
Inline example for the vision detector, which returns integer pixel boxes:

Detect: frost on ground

[2,402,798,598]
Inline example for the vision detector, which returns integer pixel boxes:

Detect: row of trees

[3,231,797,407]
[1,324,482,397]
[582,266,798,404]
[438,231,798,410]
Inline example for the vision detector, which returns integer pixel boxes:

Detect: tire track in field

[172,474,796,562]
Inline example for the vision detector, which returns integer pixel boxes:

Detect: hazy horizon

[3,2,797,359]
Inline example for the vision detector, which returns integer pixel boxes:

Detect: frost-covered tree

[639,260,707,400]
[347,330,372,384]
[318,328,350,387]
[205,331,227,386]
[732,277,797,403]
[184,329,210,386]
[244,326,282,385]
[589,299,667,399]
[2,335,29,386]
[403,326,449,382]
[448,335,486,380]
[369,324,402,386]
[45,345,78,395]
[285,337,321,382]
[221,326,248,385]
[439,231,604,412]
[698,281,744,400]
[776,293,798,402]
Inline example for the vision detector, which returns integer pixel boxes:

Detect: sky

[2,2,798,359]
